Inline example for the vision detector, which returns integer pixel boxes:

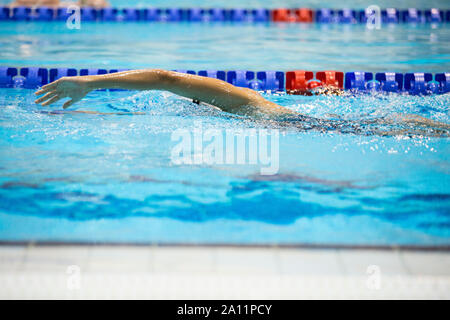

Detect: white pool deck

[0,243,449,299]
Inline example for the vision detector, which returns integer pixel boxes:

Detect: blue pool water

[1,20,449,72]
[0,1,449,246]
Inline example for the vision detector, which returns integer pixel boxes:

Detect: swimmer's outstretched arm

[35,69,293,117]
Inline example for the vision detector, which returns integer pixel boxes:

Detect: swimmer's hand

[35,76,92,109]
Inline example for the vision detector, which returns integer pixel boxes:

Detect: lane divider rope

[0,67,449,95]
[0,7,449,23]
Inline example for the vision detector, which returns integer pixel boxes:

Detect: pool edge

[1,240,449,251]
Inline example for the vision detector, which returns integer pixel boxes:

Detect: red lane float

[295,8,314,22]
[316,71,344,88]
[272,8,313,22]
[272,8,292,22]
[286,70,344,94]
[286,70,313,93]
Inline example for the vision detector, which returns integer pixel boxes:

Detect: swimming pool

[0,0,449,246]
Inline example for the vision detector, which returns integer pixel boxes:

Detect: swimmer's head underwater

[287,86,346,96]
[34,69,450,137]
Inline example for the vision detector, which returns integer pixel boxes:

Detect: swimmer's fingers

[35,81,59,96]
[34,91,57,104]
[62,98,78,109]
[41,95,62,106]
[35,87,50,96]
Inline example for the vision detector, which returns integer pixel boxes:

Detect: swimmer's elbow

[156,69,182,88]
[150,69,170,82]
[138,69,175,90]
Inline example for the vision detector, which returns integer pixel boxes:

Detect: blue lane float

[208,8,226,22]
[80,68,107,76]
[56,8,71,21]
[435,73,450,93]
[375,72,403,92]
[404,73,436,95]
[315,9,334,23]
[81,7,97,21]
[12,6,31,20]
[401,8,423,23]
[0,7,9,20]
[0,66,449,95]
[27,7,54,21]
[100,8,117,21]
[165,8,183,22]
[198,70,226,81]
[337,9,357,23]
[316,8,359,24]
[425,8,444,23]
[19,67,48,89]
[49,68,77,82]
[227,71,255,88]
[381,8,400,23]
[0,67,17,88]
[229,9,247,22]
[251,9,270,22]
[257,71,284,91]
[344,72,373,90]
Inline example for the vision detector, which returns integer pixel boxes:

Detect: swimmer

[77,0,109,9]
[34,69,449,137]
[8,0,109,8]
[9,0,61,8]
